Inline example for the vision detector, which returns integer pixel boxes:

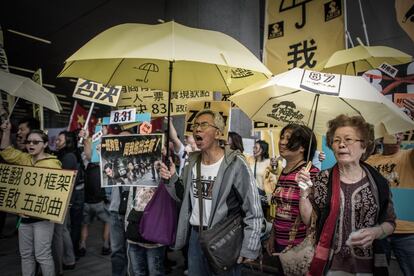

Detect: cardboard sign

[110,108,137,124]
[117,86,213,117]
[100,134,163,187]
[0,164,76,224]
[73,78,122,107]
[263,0,344,74]
[184,101,231,140]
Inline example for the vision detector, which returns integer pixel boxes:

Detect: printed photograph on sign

[100,134,163,187]
[184,101,231,140]
[362,62,414,142]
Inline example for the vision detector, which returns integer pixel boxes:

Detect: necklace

[282,159,306,174]
[340,168,364,183]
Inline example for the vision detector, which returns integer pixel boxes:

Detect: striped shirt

[271,164,319,247]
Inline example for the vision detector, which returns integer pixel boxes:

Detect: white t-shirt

[189,156,224,227]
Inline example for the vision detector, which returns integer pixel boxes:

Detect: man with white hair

[160,109,263,275]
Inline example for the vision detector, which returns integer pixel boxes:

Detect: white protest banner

[110,108,137,124]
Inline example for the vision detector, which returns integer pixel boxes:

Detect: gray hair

[194,109,225,134]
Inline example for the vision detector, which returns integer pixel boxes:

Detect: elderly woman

[297,115,396,275]
[265,124,319,254]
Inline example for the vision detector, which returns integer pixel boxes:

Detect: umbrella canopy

[229,68,414,138]
[0,70,62,113]
[322,42,412,75]
[58,21,272,93]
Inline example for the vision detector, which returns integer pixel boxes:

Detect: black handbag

[118,187,129,215]
[195,158,244,274]
[241,252,283,276]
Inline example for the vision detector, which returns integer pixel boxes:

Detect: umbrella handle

[79,102,95,146]
[7,97,19,121]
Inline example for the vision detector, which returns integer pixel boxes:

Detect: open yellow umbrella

[230,68,414,139]
[0,70,62,114]
[323,39,412,75]
[58,21,271,155]
[58,21,271,93]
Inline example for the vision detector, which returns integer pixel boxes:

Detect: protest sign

[73,78,122,107]
[91,113,151,163]
[100,134,163,187]
[184,101,231,140]
[0,164,76,223]
[117,86,213,117]
[263,0,344,74]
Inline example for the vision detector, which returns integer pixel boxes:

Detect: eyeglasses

[332,137,363,146]
[191,122,219,131]
[24,140,44,145]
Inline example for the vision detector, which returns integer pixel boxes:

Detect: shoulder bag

[196,157,244,274]
[276,212,316,276]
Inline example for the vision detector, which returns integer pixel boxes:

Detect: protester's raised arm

[0,120,12,149]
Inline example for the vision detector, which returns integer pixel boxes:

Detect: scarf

[307,165,341,276]
[308,163,393,276]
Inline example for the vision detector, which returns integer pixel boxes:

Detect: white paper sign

[109,108,136,124]
[378,62,398,78]
[300,70,341,95]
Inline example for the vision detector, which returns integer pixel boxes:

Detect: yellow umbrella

[323,39,412,75]
[0,70,62,114]
[58,21,271,93]
[58,21,271,157]
[230,68,414,139]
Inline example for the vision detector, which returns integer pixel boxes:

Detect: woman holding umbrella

[296,114,396,275]
[265,124,319,254]
[0,121,61,276]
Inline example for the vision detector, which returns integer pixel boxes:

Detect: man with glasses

[16,117,41,150]
[160,109,263,275]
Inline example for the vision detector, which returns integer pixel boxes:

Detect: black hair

[228,131,244,152]
[280,124,317,161]
[58,131,77,152]
[27,129,51,154]
[18,117,40,131]
[104,163,113,170]
[255,140,270,159]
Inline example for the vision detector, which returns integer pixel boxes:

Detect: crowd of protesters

[1,110,412,276]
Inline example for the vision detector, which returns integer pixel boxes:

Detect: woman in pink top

[265,124,319,253]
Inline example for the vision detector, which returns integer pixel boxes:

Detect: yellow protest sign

[73,78,122,107]
[184,101,231,140]
[0,164,76,224]
[263,0,345,74]
[117,86,213,117]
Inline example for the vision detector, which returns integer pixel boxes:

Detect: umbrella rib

[339,98,362,116]
[106,58,125,86]
[250,90,301,119]
[215,65,231,94]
